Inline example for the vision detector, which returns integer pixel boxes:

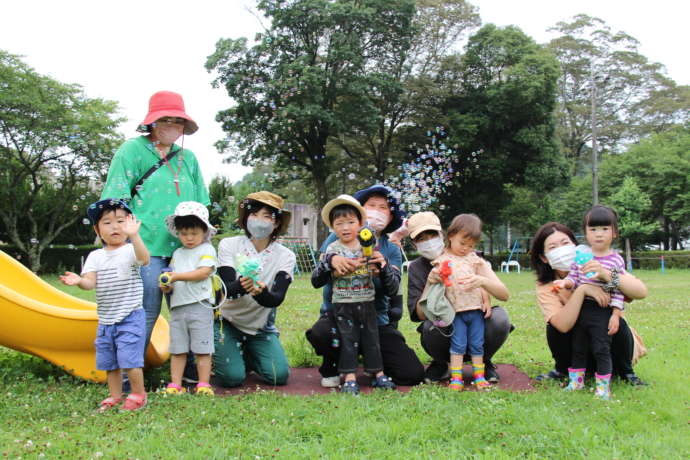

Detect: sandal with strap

[195,382,214,396]
[122,393,147,411]
[97,396,122,413]
[163,383,186,395]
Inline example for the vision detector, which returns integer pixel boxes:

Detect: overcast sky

[2,0,687,184]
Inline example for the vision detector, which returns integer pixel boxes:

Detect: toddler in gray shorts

[160,201,218,395]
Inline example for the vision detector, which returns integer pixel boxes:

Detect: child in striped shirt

[60,199,150,411]
[553,205,626,400]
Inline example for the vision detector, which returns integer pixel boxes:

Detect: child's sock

[595,373,611,400]
[472,363,490,389]
[564,368,585,391]
[449,366,464,391]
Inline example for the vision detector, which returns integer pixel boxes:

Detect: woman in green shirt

[100,91,210,348]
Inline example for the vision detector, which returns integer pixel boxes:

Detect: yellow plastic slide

[0,249,169,383]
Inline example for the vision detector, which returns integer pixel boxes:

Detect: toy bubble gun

[575,244,596,278]
[235,254,263,287]
[159,267,173,286]
[358,225,377,259]
[439,260,453,287]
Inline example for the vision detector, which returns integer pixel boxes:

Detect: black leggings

[571,302,613,375]
[546,298,634,376]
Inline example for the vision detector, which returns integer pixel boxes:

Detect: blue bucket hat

[86,198,133,226]
[353,184,406,234]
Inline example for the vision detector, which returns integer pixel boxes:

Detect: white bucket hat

[321,194,367,229]
[165,201,217,240]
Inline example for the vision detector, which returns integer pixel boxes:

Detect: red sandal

[97,396,122,413]
[122,393,147,411]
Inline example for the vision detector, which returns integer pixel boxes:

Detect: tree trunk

[625,237,632,271]
[312,168,330,249]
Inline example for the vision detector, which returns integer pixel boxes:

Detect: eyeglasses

[155,117,186,125]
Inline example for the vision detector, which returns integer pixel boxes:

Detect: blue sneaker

[341,380,360,395]
[372,374,396,390]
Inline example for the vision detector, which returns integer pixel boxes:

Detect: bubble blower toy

[575,244,596,279]
[235,254,263,287]
[159,267,173,286]
[357,225,377,269]
[439,260,453,287]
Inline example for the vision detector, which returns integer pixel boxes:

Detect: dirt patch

[211,363,533,396]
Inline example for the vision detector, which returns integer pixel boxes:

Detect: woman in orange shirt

[530,222,647,385]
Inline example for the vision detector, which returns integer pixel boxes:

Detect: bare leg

[196,354,212,384]
[106,369,123,399]
[450,354,463,369]
[170,354,187,387]
[125,368,145,395]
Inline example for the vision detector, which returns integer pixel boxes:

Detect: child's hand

[160,284,172,293]
[331,255,362,277]
[121,213,142,238]
[427,266,442,285]
[608,312,620,335]
[581,260,609,282]
[482,303,492,319]
[456,274,486,291]
[552,279,573,291]
[59,271,81,286]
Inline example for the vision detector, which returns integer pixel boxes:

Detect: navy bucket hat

[87,198,133,226]
[353,184,406,234]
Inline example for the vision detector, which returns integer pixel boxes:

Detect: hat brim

[321,198,367,229]
[164,214,218,240]
[237,201,292,236]
[142,111,198,135]
[409,224,443,240]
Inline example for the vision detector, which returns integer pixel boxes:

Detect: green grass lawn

[1,270,688,458]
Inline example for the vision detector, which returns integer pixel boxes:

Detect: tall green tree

[548,14,688,173]
[599,125,690,250]
[437,24,568,229]
[0,50,123,271]
[609,176,657,266]
[206,0,416,242]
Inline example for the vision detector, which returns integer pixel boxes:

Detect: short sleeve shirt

[100,136,210,257]
[325,240,375,304]
[217,236,296,335]
[169,243,217,308]
[81,244,144,325]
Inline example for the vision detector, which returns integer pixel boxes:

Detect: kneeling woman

[214,192,296,387]
[530,222,647,384]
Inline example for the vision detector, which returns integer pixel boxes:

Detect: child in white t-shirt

[160,201,217,395]
[60,199,150,412]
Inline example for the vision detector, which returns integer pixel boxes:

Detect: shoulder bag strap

[129,147,180,199]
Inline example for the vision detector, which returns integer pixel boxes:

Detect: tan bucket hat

[321,194,367,229]
[238,191,292,235]
[407,211,443,239]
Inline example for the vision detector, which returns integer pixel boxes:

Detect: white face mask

[366,209,390,233]
[153,124,183,145]
[247,216,275,240]
[545,244,576,271]
[416,236,445,260]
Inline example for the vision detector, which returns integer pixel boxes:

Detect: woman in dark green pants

[214,192,296,387]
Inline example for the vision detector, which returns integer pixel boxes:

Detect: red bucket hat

[140,91,198,135]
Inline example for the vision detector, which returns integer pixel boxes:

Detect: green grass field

[1,270,688,458]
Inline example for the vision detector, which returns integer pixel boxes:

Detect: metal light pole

[591,70,599,205]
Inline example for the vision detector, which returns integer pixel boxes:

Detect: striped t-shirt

[566,251,626,310]
[82,244,145,325]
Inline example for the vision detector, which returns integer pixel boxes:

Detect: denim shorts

[95,308,146,371]
[169,302,215,355]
